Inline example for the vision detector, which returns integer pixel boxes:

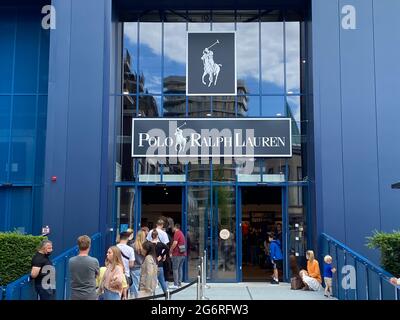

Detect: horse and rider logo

[174,122,188,154]
[187,32,236,96]
[201,40,222,87]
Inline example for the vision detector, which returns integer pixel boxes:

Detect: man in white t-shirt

[117,232,135,299]
[146,220,170,245]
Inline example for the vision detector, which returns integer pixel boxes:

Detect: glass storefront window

[260,158,286,182]
[163,95,186,117]
[187,159,211,182]
[261,95,285,117]
[288,185,308,274]
[236,22,260,95]
[285,22,300,94]
[116,187,135,236]
[261,22,284,94]
[187,186,210,279]
[188,96,211,117]
[139,22,162,94]
[212,158,236,182]
[164,22,186,91]
[212,186,236,280]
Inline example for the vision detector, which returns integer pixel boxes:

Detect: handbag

[290,276,304,290]
[178,244,186,253]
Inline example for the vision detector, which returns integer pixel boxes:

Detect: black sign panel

[132,118,292,158]
[187,32,236,96]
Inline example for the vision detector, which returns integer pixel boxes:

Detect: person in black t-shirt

[150,230,169,294]
[31,240,56,300]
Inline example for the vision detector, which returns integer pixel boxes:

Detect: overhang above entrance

[115,0,308,14]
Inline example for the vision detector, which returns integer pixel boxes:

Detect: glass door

[187,185,237,281]
[211,186,237,281]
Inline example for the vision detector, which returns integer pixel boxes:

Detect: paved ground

[154,282,336,300]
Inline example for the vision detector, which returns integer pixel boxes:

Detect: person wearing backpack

[117,231,135,299]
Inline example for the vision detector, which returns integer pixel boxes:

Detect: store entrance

[140,186,183,283]
[140,186,183,233]
[241,187,282,282]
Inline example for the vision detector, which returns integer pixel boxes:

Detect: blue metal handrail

[320,233,399,300]
[4,232,102,300]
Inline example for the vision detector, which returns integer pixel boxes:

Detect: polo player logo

[175,122,188,154]
[201,40,222,87]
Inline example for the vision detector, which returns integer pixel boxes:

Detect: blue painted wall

[0,3,49,235]
[43,0,111,254]
[312,0,400,262]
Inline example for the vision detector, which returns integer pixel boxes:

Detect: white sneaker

[169,285,179,290]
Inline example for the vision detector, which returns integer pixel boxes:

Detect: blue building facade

[0,0,399,281]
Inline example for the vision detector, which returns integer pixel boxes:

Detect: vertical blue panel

[9,188,32,234]
[43,0,72,251]
[0,8,15,94]
[312,0,346,242]
[39,29,50,94]
[373,0,400,232]
[0,96,11,182]
[10,95,36,183]
[0,190,8,231]
[44,0,107,252]
[35,96,48,184]
[33,186,44,237]
[14,8,40,94]
[339,0,380,259]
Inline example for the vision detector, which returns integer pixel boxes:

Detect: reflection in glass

[212,96,236,117]
[123,23,138,94]
[164,23,186,88]
[285,22,300,94]
[188,96,211,117]
[116,187,135,235]
[261,96,285,117]
[260,158,286,179]
[288,185,307,273]
[240,96,259,117]
[137,158,161,183]
[163,95,186,117]
[212,158,236,182]
[188,22,210,31]
[212,22,234,31]
[261,22,284,94]
[139,95,160,117]
[187,186,210,279]
[139,22,162,94]
[188,159,210,182]
[237,22,260,95]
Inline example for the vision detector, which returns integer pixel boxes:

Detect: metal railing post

[343,251,348,300]
[197,264,202,300]
[165,289,171,300]
[365,265,369,300]
[197,275,201,300]
[200,257,209,300]
[378,275,383,300]
[203,250,210,289]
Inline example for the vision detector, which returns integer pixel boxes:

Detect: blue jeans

[35,285,55,301]
[158,267,168,293]
[103,288,120,300]
[171,256,185,286]
[130,268,141,297]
